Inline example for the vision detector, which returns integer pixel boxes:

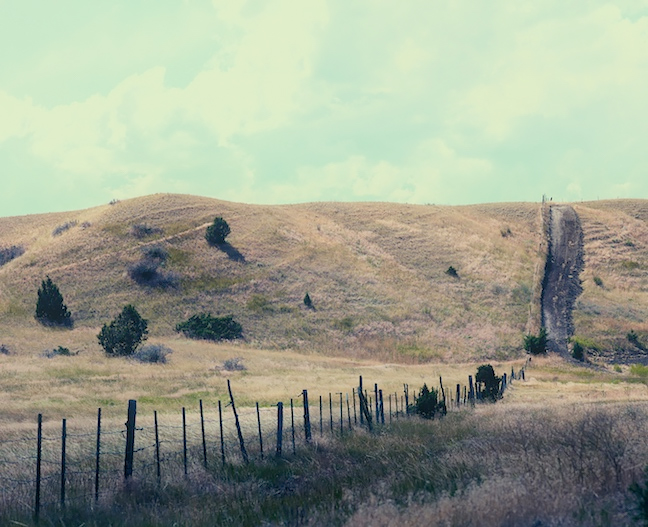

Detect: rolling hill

[0,194,646,362]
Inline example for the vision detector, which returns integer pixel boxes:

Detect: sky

[1,0,648,216]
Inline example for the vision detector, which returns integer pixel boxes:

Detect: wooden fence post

[319,395,323,436]
[218,400,225,467]
[329,393,333,433]
[403,384,409,416]
[227,380,248,464]
[379,390,385,424]
[456,384,461,407]
[95,408,101,503]
[359,376,364,424]
[200,400,207,469]
[439,376,447,415]
[124,400,137,480]
[338,393,344,434]
[357,389,373,431]
[290,399,296,455]
[34,413,42,524]
[60,418,66,509]
[256,402,264,460]
[302,390,312,443]
[468,375,475,407]
[154,410,161,484]
[182,407,188,477]
[276,402,284,458]
[346,393,352,429]
[374,384,379,422]
[352,388,357,424]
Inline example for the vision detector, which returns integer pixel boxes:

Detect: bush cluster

[43,346,72,358]
[524,328,547,355]
[413,384,445,419]
[222,357,246,371]
[176,313,242,341]
[52,221,78,237]
[0,245,25,267]
[97,305,148,356]
[476,364,501,402]
[35,276,73,327]
[128,246,177,288]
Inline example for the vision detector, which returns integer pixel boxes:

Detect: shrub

[628,330,646,351]
[52,221,78,237]
[571,341,585,361]
[176,313,243,341]
[43,346,71,358]
[593,276,604,287]
[0,245,25,267]
[500,227,512,237]
[413,383,445,419]
[303,292,313,309]
[476,364,501,402]
[223,357,246,371]
[0,344,10,355]
[631,364,648,378]
[35,276,72,327]
[131,223,163,239]
[97,305,148,357]
[109,199,120,205]
[205,217,231,245]
[132,344,172,364]
[613,364,622,373]
[128,254,177,288]
[523,327,547,355]
[80,221,92,229]
[445,266,459,278]
[336,317,354,332]
[141,245,169,262]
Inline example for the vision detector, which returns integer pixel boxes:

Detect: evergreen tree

[97,305,148,356]
[476,364,501,402]
[303,292,313,309]
[35,276,72,327]
[205,216,231,245]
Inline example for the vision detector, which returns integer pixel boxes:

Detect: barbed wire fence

[0,363,527,522]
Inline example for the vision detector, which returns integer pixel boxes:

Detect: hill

[0,194,646,362]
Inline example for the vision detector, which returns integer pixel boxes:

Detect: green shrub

[523,328,547,355]
[413,383,445,419]
[445,266,459,278]
[628,330,646,350]
[613,364,622,373]
[131,223,163,239]
[97,305,148,357]
[631,364,648,378]
[205,217,231,246]
[571,341,585,361]
[35,276,72,327]
[223,357,246,371]
[43,346,71,358]
[176,313,243,341]
[476,364,501,402]
[0,245,25,267]
[304,292,313,309]
[593,276,603,287]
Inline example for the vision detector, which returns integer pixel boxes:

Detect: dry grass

[0,194,544,361]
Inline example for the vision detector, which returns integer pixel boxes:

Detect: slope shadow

[216,242,246,263]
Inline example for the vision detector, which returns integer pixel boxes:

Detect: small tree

[35,276,72,327]
[97,305,148,357]
[303,292,313,309]
[176,313,242,341]
[524,327,547,355]
[572,341,585,361]
[413,383,444,419]
[205,217,231,246]
[476,364,501,402]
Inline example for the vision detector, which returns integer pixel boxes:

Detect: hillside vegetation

[0,194,647,362]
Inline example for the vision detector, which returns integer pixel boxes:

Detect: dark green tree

[303,292,313,309]
[476,364,501,402]
[35,276,72,327]
[176,313,242,341]
[413,383,445,419]
[97,305,148,356]
[524,327,547,355]
[205,216,231,246]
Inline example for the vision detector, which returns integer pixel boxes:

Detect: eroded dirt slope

[542,205,584,354]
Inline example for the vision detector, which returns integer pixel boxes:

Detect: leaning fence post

[276,402,284,458]
[124,400,137,479]
[319,395,323,436]
[329,393,333,433]
[200,400,207,469]
[256,402,264,460]
[60,418,67,509]
[95,408,101,503]
[228,380,248,464]
[35,413,42,524]
[302,390,312,443]
[359,376,364,424]
[218,400,225,467]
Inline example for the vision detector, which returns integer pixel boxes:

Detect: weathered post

[319,395,323,436]
[154,410,161,484]
[352,388,357,424]
[218,400,225,467]
[359,376,364,424]
[95,408,101,503]
[468,375,475,407]
[403,384,409,416]
[276,402,284,458]
[227,380,248,464]
[60,418,67,509]
[35,414,42,524]
[379,389,385,424]
[329,393,333,433]
[456,384,461,407]
[303,390,312,443]
[124,400,136,479]
[346,393,352,429]
[439,376,447,415]
[182,407,188,476]
[200,400,207,469]
[290,398,296,455]
[374,383,379,422]
[256,402,264,460]
[338,393,344,434]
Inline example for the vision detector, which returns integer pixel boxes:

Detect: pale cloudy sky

[1,1,648,216]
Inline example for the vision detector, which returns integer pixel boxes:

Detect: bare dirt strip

[541,205,584,354]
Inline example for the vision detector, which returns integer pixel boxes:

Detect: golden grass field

[2,195,648,525]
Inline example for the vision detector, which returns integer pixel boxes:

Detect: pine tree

[303,292,313,309]
[35,276,72,327]
[205,217,231,245]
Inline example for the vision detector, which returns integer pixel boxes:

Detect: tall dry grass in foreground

[3,402,648,526]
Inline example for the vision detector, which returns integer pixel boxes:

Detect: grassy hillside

[573,200,648,360]
[0,194,544,361]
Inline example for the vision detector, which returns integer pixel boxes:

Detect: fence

[0,363,527,521]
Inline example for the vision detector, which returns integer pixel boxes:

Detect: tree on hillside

[205,217,231,246]
[97,305,148,356]
[35,276,72,327]
[524,327,547,355]
[476,364,501,402]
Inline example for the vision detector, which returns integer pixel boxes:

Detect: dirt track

[541,205,584,354]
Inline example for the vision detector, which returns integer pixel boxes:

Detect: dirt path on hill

[541,205,584,354]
